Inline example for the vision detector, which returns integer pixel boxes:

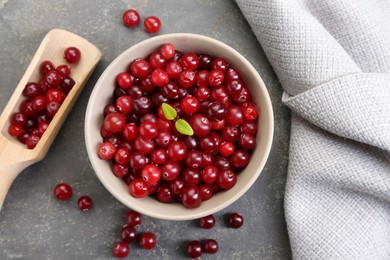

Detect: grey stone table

[0,0,292,259]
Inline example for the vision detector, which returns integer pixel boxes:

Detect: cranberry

[182,168,201,185]
[184,150,203,169]
[187,240,202,258]
[127,84,144,98]
[230,150,250,168]
[200,215,216,229]
[239,134,256,150]
[104,112,126,133]
[143,16,161,34]
[226,80,243,96]
[202,165,218,184]
[161,160,180,181]
[219,141,235,157]
[221,126,240,143]
[178,70,196,88]
[114,148,130,164]
[122,123,138,142]
[121,224,137,244]
[126,210,142,227]
[195,70,209,88]
[180,52,199,71]
[198,54,213,70]
[32,95,47,111]
[11,112,27,127]
[181,96,200,114]
[133,136,155,154]
[117,72,133,89]
[211,57,229,72]
[160,43,175,60]
[122,9,140,27]
[202,239,219,254]
[141,164,161,185]
[233,86,251,104]
[213,155,231,170]
[228,212,244,228]
[112,241,129,258]
[154,130,172,148]
[207,101,226,121]
[130,59,150,78]
[139,232,157,249]
[56,64,71,76]
[208,69,224,86]
[46,88,65,103]
[40,60,55,75]
[217,169,237,190]
[167,141,187,161]
[189,114,211,136]
[23,82,41,98]
[202,153,214,167]
[170,178,185,195]
[200,184,213,200]
[38,121,49,136]
[112,163,130,178]
[156,184,175,203]
[26,134,40,149]
[129,151,147,170]
[150,69,169,87]
[151,148,167,165]
[181,185,201,208]
[149,51,167,69]
[165,61,182,80]
[133,96,152,115]
[243,104,258,121]
[8,124,24,137]
[139,121,158,139]
[59,76,75,93]
[19,100,36,117]
[129,178,150,198]
[78,195,93,211]
[53,183,72,201]
[225,68,242,82]
[64,47,81,64]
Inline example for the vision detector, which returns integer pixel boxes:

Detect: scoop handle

[0,163,29,211]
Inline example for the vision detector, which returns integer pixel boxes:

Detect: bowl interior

[85,33,274,220]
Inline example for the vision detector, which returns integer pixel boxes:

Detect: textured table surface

[0,0,292,259]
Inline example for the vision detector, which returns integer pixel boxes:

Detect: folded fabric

[235,0,390,259]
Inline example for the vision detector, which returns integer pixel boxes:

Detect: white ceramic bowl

[85,33,273,221]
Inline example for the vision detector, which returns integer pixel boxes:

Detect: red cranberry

[189,114,211,136]
[226,80,243,96]
[178,70,196,88]
[233,86,251,104]
[219,141,235,157]
[160,43,175,60]
[228,212,244,228]
[202,239,219,254]
[26,134,40,149]
[167,141,187,161]
[78,195,93,211]
[11,112,27,127]
[155,130,172,148]
[38,121,49,136]
[32,95,47,111]
[64,47,81,64]
[46,88,65,103]
[139,232,156,249]
[230,150,250,168]
[165,61,182,80]
[208,69,224,86]
[217,169,237,190]
[126,210,142,227]
[59,76,75,93]
[182,168,201,185]
[180,52,199,71]
[202,165,218,184]
[243,104,258,121]
[150,69,169,87]
[117,72,133,89]
[139,121,158,139]
[184,150,203,169]
[112,163,130,178]
[112,241,129,258]
[181,185,201,208]
[56,64,71,76]
[211,57,229,72]
[133,96,152,115]
[127,84,144,98]
[198,54,213,70]
[195,70,209,88]
[221,126,240,143]
[23,82,41,98]
[133,136,155,154]
[210,85,230,105]
[121,224,137,244]
[53,183,72,201]
[149,51,167,69]
[200,184,213,200]
[181,96,200,114]
[156,184,175,203]
[187,240,202,258]
[130,59,150,78]
[122,9,140,27]
[161,160,180,181]
[129,178,150,198]
[141,164,161,185]
[19,100,36,117]
[151,148,167,165]
[144,16,161,34]
[170,178,185,195]
[104,112,126,133]
[8,125,24,137]
[114,148,130,164]
[122,123,138,142]
[239,134,256,150]
[129,151,147,170]
[200,215,216,229]
[225,68,242,82]
[207,101,227,121]
[40,60,55,75]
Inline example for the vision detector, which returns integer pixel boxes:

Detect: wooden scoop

[0,29,101,210]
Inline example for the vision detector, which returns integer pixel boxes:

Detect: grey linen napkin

[235,0,390,259]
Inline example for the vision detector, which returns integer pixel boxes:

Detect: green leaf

[175,119,194,136]
[161,103,177,121]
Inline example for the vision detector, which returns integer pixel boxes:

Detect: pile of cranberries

[8,47,81,149]
[98,42,258,208]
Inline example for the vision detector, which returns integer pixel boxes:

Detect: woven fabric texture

[235,0,390,259]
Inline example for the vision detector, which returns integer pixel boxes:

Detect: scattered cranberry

[121,225,137,244]
[144,16,161,34]
[112,241,129,258]
[53,183,72,201]
[202,239,219,254]
[139,232,157,250]
[187,240,202,258]
[126,210,142,227]
[199,215,216,229]
[64,47,81,64]
[228,212,244,228]
[78,195,93,211]
[122,9,141,27]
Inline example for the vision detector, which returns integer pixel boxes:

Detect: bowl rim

[85,33,274,220]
